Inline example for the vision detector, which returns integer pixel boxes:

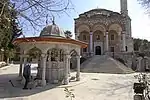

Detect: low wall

[107,52,134,68]
[107,52,150,72]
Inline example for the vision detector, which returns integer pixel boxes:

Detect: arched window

[51,48,58,61]
[110,47,114,52]
[126,46,128,52]
[83,48,87,52]
[60,49,64,62]
[47,52,49,61]
[83,35,86,40]
[47,51,51,61]
[96,35,100,40]
[111,34,115,40]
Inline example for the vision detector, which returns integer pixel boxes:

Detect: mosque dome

[40,22,66,38]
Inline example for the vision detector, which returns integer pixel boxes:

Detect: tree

[64,30,72,38]
[138,0,150,13]
[133,38,150,52]
[134,38,142,51]
[1,0,74,34]
[0,0,73,62]
[0,0,21,63]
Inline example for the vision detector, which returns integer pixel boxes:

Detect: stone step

[81,55,134,74]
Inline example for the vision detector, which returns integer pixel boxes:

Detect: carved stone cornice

[76,17,125,29]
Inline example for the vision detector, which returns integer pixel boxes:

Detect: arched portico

[75,8,134,57]
[93,30,104,55]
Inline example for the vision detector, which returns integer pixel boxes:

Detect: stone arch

[26,47,42,61]
[108,30,118,40]
[70,49,78,70]
[48,48,58,61]
[93,30,104,42]
[108,23,123,34]
[76,24,90,33]
[108,30,120,52]
[92,23,106,33]
[70,49,79,56]
[79,30,89,41]
[59,49,64,62]
[47,48,65,62]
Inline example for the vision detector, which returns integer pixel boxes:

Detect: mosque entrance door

[95,46,101,55]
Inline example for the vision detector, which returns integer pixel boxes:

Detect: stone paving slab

[0,64,137,100]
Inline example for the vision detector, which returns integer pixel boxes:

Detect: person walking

[23,60,31,89]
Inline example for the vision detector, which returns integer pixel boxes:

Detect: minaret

[120,0,133,52]
[120,0,128,15]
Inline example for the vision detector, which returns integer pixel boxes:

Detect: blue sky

[25,0,150,40]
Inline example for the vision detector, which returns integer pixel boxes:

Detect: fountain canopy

[13,22,87,85]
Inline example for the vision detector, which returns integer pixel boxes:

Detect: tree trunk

[7,57,9,64]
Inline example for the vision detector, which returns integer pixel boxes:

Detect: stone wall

[108,52,150,72]
[108,52,133,68]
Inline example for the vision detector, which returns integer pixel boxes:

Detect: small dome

[40,23,66,38]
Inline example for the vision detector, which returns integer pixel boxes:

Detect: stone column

[122,31,126,52]
[64,55,70,85]
[68,56,71,76]
[48,54,51,81]
[105,31,109,52]
[76,55,80,81]
[89,31,93,56]
[137,57,143,72]
[19,55,23,77]
[23,57,27,66]
[118,31,122,52]
[19,54,28,77]
[36,57,41,79]
[41,53,47,86]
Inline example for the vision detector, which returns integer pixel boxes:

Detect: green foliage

[134,38,142,51]
[27,47,41,59]
[64,30,72,38]
[64,87,75,100]
[133,38,150,52]
[138,0,150,12]
[0,0,21,62]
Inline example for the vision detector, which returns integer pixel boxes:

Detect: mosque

[74,0,133,57]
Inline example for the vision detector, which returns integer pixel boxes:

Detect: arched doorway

[70,50,78,70]
[95,46,101,55]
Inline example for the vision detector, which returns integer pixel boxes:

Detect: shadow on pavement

[0,73,59,98]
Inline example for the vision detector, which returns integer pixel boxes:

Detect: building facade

[74,0,133,57]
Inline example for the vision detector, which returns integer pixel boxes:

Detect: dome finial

[46,14,48,26]
[52,16,55,25]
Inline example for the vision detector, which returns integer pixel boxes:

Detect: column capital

[76,55,80,59]
[20,54,29,58]
[122,31,126,34]
[106,31,109,35]
[105,31,109,52]
[90,31,93,35]
[65,54,71,59]
[41,53,47,58]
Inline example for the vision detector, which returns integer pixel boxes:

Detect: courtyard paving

[0,64,137,100]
